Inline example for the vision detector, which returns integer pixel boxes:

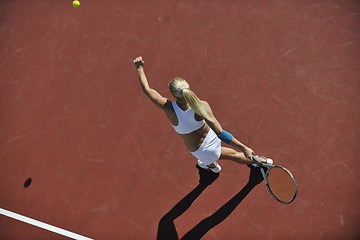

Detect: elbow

[212,126,222,136]
[215,129,223,137]
[206,120,222,136]
[141,86,151,95]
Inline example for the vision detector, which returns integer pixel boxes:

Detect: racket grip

[252,155,263,166]
[259,167,267,183]
[252,155,267,182]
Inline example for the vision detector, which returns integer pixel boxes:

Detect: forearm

[207,118,248,151]
[137,66,150,92]
[201,99,253,157]
[229,137,247,151]
[218,129,253,157]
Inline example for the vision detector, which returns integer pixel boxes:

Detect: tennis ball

[72,0,80,8]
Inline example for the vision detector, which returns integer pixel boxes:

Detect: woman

[133,56,272,173]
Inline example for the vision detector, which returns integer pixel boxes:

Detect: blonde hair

[169,77,210,119]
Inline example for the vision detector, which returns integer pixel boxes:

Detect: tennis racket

[252,155,297,204]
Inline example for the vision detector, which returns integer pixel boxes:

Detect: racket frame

[252,156,297,204]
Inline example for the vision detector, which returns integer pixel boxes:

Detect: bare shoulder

[201,100,209,107]
[163,100,178,125]
[200,100,222,133]
[201,100,213,112]
[163,100,174,111]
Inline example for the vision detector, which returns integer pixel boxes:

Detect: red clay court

[0,0,359,239]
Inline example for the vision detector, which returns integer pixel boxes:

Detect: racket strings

[266,166,297,204]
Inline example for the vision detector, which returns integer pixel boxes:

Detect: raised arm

[202,101,255,159]
[134,56,168,109]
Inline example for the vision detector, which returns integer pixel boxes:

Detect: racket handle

[252,155,272,167]
[259,167,267,183]
[252,155,268,183]
[252,155,262,165]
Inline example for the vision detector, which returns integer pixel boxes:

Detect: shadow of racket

[252,155,298,204]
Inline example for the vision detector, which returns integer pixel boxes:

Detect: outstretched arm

[134,56,168,109]
[202,101,255,159]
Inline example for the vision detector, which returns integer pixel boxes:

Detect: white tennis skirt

[190,128,221,165]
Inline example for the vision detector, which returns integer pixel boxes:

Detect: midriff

[179,124,210,152]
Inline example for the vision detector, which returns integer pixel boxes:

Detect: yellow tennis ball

[72,0,80,8]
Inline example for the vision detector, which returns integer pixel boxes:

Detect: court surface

[1,0,359,239]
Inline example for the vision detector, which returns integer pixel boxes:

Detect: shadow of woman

[157,165,264,240]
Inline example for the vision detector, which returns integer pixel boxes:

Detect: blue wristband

[218,130,233,144]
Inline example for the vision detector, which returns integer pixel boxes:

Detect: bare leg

[218,147,266,165]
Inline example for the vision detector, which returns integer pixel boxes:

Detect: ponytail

[169,77,210,119]
[182,89,210,119]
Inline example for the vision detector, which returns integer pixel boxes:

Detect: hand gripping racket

[252,155,297,204]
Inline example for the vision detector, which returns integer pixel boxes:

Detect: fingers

[244,147,254,160]
[133,56,144,69]
[133,56,141,62]
[133,56,144,64]
[248,148,255,158]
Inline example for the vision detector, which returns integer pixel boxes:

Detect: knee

[236,151,246,159]
[229,151,247,164]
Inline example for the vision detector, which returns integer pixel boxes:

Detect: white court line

[0,208,93,240]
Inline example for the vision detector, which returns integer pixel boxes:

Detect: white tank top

[171,102,205,134]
